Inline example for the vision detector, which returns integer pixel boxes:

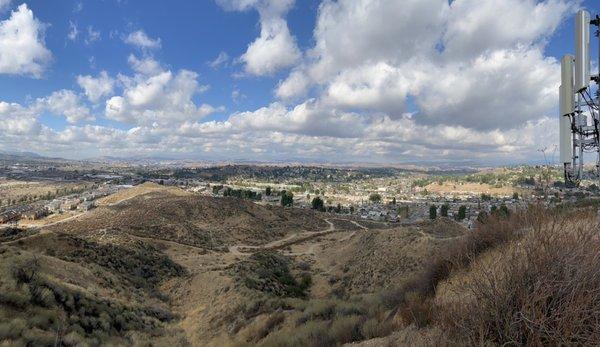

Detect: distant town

[2,153,599,233]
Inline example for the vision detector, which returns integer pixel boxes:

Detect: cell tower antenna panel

[559,85,574,163]
[561,9,600,186]
[559,55,575,164]
[574,10,591,92]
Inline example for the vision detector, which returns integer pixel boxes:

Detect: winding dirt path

[228,219,338,256]
[416,229,464,241]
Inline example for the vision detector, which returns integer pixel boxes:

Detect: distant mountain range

[0,150,540,170]
[0,150,44,159]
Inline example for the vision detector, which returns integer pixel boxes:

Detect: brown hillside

[48,186,327,250]
[317,222,468,294]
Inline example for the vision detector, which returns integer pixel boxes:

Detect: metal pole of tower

[596,14,600,183]
[575,93,583,181]
[572,113,577,183]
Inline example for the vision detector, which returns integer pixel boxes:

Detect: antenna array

[560,10,600,186]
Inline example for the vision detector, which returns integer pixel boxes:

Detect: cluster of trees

[223,187,262,201]
[212,185,263,201]
[429,204,467,221]
[310,197,355,214]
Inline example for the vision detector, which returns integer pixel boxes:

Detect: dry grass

[439,209,600,345]
[95,182,189,206]
[379,206,600,346]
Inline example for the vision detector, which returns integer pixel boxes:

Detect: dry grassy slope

[96,182,191,205]
[351,208,600,346]
[12,231,185,305]
[0,242,186,345]
[319,219,467,294]
[414,217,467,238]
[50,184,327,249]
[3,182,480,346]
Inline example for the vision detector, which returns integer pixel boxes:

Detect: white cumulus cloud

[124,30,161,50]
[105,55,222,125]
[218,0,300,76]
[36,90,94,124]
[77,71,115,103]
[0,4,52,78]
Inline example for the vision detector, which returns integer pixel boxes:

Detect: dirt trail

[417,229,464,241]
[230,218,371,257]
[228,219,335,256]
[2,211,367,261]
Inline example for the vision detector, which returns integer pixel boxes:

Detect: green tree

[440,204,449,217]
[311,197,325,212]
[369,193,382,203]
[392,197,396,205]
[281,191,294,207]
[457,205,466,220]
[429,205,437,220]
[512,192,519,200]
[266,186,272,196]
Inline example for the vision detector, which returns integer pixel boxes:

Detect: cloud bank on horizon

[0,0,590,164]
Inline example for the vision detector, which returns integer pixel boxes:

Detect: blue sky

[2,0,321,120]
[0,0,597,164]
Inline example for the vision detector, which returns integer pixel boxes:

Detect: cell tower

[560,10,600,186]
